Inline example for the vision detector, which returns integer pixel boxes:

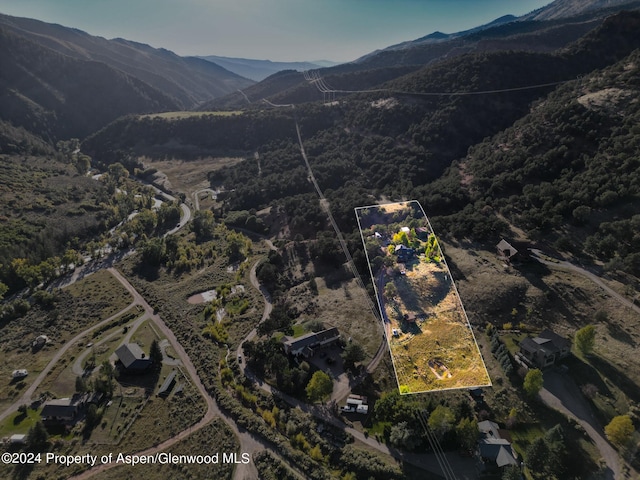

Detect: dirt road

[530,249,640,315]
[69,268,262,480]
[0,296,138,424]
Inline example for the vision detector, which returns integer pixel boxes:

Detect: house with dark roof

[477,420,518,476]
[41,394,87,425]
[282,327,340,358]
[115,343,152,374]
[394,244,415,262]
[519,329,570,369]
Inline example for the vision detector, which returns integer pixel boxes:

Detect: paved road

[530,249,640,315]
[539,370,637,480]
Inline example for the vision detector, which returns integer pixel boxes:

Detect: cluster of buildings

[35,341,171,429]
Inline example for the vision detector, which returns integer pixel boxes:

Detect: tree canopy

[523,369,544,397]
[575,324,596,355]
[605,415,634,447]
[305,371,333,403]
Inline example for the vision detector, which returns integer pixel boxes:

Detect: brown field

[313,277,383,359]
[141,156,245,195]
[384,263,491,394]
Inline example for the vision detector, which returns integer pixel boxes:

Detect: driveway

[540,370,633,479]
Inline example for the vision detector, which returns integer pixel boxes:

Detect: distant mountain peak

[522,0,640,21]
[425,31,448,39]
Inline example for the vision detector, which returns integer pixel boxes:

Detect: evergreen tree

[27,421,49,452]
[526,437,549,478]
[149,339,163,371]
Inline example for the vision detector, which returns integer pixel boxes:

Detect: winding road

[69,268,265,480]
[0,299,138,424]
[530,249,640,315]
[237,243,475,479]
[530,249,640,479]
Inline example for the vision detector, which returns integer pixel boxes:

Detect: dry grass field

[140,111,243,120]
[313,276,383,359]
[384,261,490,394]
[356,201,490,394]
[91,419,238,480]
[0,270,133,411]
[141,156,245,196]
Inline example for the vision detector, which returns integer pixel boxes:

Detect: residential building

[115,343,152,373]
[282,327,340,358]
[477,420,518,476]
[519,329,570,369]
[394,244,415,262]
[41,394,87,424]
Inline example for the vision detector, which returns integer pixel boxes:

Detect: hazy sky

[0,0,553,62]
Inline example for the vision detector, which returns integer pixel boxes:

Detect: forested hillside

[0,13,254,108]
[3,8,640,293]
[0,26,178,140]
[207,6,638,110]
[84,11,640,265]
[465,48,640,276]
[3,5,640,479]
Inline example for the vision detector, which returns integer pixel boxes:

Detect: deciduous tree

[456,417,478,452]
[306,371,333,404]
[575,324,596,355]
[192,210,215,240]
[523,368,543,397]
[389,421,421,450]
[605,415,634,447]
[428,405,455,439]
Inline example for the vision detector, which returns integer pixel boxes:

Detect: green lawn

[0,407,41,437]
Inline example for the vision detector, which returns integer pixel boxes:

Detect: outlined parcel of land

[356,201,491,394]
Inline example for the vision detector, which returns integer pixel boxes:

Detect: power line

[302,69,570,98]
[416,409,458,480]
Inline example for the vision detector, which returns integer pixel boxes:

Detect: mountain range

[195,56,340,82]
[2,3,640,476]
[0,13,254,139]
[3,0,640,141]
